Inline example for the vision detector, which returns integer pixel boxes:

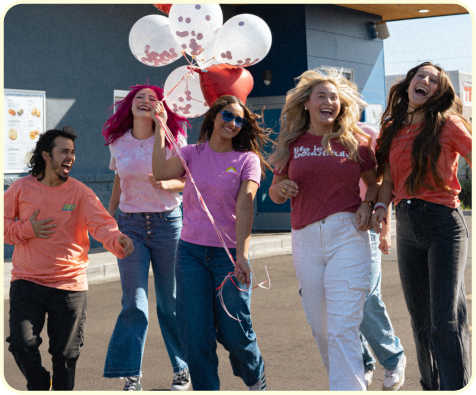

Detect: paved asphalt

[3,230,473,392]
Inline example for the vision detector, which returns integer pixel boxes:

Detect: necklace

[131,130,154,147]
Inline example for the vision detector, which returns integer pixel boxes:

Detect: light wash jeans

[292,212,371,391]
[359,230,404,371]
[103,208,187,378]
[175,239,264,391]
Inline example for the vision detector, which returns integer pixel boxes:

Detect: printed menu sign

[4,89,45,173]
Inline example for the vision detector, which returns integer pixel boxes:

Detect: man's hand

[118,235,134,257]
[234,256,251,287]
[29,209,57,238]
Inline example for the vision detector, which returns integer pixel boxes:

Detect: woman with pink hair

[102,84,190,391]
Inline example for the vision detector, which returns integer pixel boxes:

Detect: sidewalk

[4,215,471,300]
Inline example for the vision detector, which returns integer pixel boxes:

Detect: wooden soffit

[336,4,469,21]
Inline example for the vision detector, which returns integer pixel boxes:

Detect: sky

[383,14,472,76]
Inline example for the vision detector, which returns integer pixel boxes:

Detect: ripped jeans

[292,212,371,391]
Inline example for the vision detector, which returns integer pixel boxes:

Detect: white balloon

[164,65,209,118]
[195,40,220,68]
[129,15,182,67]
[169,4,223,57]
[213,14,272,67]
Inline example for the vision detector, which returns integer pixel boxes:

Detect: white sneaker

[123,376,142,391]
[171,367,191,391]
[249,372,267,391]
[365,369,374,389]
[382,355,406,391]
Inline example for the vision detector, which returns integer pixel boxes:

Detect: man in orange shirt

[4,128,134,391]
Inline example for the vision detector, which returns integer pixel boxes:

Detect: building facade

[3,4,393,256]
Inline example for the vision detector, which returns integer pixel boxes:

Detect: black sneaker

[171,367,191,391]
[123,376,142,391]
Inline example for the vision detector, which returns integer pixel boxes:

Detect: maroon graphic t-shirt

[274,132,376,230]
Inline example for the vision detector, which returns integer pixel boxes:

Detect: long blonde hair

[269,68,370,172]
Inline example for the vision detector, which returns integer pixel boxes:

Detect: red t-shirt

[389,115,472,208]
[274,132,377,230]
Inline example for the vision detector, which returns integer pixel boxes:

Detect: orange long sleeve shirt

[4,175,127,291]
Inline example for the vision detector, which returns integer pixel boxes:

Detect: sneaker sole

[382,356,406,391]
[171,381,191,391]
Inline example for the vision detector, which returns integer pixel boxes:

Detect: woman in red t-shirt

[372,62,472,391]
[268,69,379,391]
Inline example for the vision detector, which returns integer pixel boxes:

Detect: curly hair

[376,61,471,195]
[102,83,190,149]
[197,95,272,176]
[269,68,370,172]
[28,127,77,181]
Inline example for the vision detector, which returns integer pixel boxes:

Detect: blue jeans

[103,208,187,377]
[395,199,470,390]
[175,240,264,390]
[359,230,404,371]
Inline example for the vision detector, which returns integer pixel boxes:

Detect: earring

[304,106,308,110]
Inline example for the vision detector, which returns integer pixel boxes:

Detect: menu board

[4,89,46,173]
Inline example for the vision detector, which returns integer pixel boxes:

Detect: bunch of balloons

[129,4,272,118]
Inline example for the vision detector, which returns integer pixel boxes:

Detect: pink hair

[102,84,190,149]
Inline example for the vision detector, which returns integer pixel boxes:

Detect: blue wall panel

[256,109,291,213]
[236,4,308,98]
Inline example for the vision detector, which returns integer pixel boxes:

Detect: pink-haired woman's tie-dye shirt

[109,130,187,213]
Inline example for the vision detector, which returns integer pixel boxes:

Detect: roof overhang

[335,4,469,22]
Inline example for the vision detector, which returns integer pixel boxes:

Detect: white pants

[292,212,371,391]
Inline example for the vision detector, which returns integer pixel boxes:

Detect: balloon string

[155,114,271,321]
[163,52,207,102]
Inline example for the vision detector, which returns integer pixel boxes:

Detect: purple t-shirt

[179,142,261,248]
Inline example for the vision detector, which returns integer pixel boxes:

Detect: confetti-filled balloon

[129,15,182,67]
[169,4,223,57]
[164,65,209,118]
[213,14,272,67]
[195,40,220,68]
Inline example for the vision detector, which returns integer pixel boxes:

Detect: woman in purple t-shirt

[152,95,270,391]
[101,84,190,391]
[268,69,379,391]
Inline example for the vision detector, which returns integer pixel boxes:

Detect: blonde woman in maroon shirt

[269,69,379,391]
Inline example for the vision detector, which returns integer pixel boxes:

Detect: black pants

[6,280,87,391]
[396,199,470,390]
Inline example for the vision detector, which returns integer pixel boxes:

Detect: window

[320,66,354,82]
[113,90,129,112]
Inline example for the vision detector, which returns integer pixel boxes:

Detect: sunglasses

[219,110,247,128]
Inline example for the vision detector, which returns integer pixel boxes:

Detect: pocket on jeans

[163,208,182,222]
[450,207,469,238]
[118,211,131,220]
[423,201,447,216]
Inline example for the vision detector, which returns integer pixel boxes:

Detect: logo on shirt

[226,167,237,173]
[62,204,77,211]
[293,146,349,158]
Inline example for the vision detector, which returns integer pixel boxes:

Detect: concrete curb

[3,232,295,300]
[6,216,470,300]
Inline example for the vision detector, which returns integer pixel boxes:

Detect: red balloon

[196,64,254,107]
[153,4,172,15]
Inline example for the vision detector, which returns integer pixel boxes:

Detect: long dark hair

[102,84,190,149]
[197,95,272,176]
[376,62,471,195]
[29,127,77,181]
